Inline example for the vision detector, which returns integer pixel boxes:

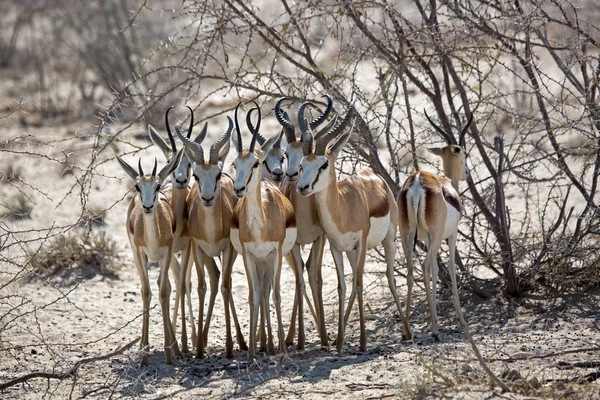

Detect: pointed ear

[260,131,282,156]
[194,122,208,144]
[115,153,139,181]
[231,133,240,154]
[158,149,183,183]
[148,125,172,159]
[218,140,230,166]
[427,147,443,156]
[329,132,350,159]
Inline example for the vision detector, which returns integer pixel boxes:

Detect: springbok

[230,102,297,360]
[116,150,183,365]
[246,108,286,183]
[148,106,204,353]
[275,96,338,348]
[296,100,410,353]
[397,110,472,341]
[174,117,248,359]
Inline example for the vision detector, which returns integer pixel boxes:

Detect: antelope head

[275,95,337,182]
[246,107,285,182]
[296,101,354,196]
[231,101,282,198]
[116,150,184,214]
[424,110,473,181]
[175,116,232,207]
[148,106,208,189]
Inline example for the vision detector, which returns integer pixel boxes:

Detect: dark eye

[319,161,329,171]
[135,185,141,192]
[156,184,161,192]
[253,162,260,169]
[216,172,222,180]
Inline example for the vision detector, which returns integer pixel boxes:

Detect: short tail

[408,187,422,252]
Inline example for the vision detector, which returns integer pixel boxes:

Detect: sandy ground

[1,118,600,399]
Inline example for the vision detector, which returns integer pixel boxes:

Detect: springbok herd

[115,95,472,365]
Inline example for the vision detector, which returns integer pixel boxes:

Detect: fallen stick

[0,338,140,391]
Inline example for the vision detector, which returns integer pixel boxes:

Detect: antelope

[148,106,204,353]
[397,110,472,341]
[115,150,184,365]
[274,96,339,348]
[246,108,286,183]
[174,116,248,359]
[296,100,410,353]
[229,102,297,360]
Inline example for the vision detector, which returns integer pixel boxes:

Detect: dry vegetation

[1,0,599,398]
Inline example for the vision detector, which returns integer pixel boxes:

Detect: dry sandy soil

[1,114,600,399]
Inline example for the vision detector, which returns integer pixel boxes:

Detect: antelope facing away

[296,100,410,353]
[275,96,339,348]
[175,115,248,359]
[230,102,298,360]
[148,106,204,353]
[396,110,472,341]
[116,150,183,365]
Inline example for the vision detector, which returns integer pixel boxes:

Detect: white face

[171,153,192,188]
[297,154,331,196]
[231,152,261,198]
[284,141,304,182]
[135,176,163,214]
[192,163,223,206]
[262,147,285,182]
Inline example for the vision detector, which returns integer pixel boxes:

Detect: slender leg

[225,247,248,351]
[133,247,151,366]
[447,232,465,324]
[424,233,442,340]
[343,249,358,328]
[402,230,415,341]
[262,262,275,354]
[244,251,260,361]
[222,245,240,358]
[170,254,181,334]
[382,225,411,341]
[193,244,206,358]
[259,273,268,353]
[355,239,367,352]
[308,234,328,347]
[285,249,305,349]
[273,248,287,355]
[203,256,220,348]
[177,240,193,353]
[158,248,181,363]
[330,246,346,353]
[183,248,197,348]
[285,250,299,347]
[301,248,318,327]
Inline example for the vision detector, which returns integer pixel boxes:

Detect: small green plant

[0,192,33,219]
[28,230,123,285]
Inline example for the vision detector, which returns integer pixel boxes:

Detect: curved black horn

[459,112,475,148]
[248,101,261,153]
[315,104,354,155]
[165,106,177,152]
[138,159,144,176]
[209,116,233,164]
[233,102,243,152]
[175,123,204,163]
[313,113,339,142]
[185,106,194,138]
[273,128,283,149]
[275,97,296,143]
[309,94,333,129]
[424,110,455,145]
[246,107,267,145]
[298,101,314,156]
[151,157,158,177]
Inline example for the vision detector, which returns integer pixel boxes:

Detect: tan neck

[314,168,341,230]
[170,186,188,222]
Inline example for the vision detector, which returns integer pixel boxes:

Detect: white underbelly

[366,214,390,249]
[282,227,297,256]
[442,205,460,239]
[245,241,280,260]
[195,237,228,258]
